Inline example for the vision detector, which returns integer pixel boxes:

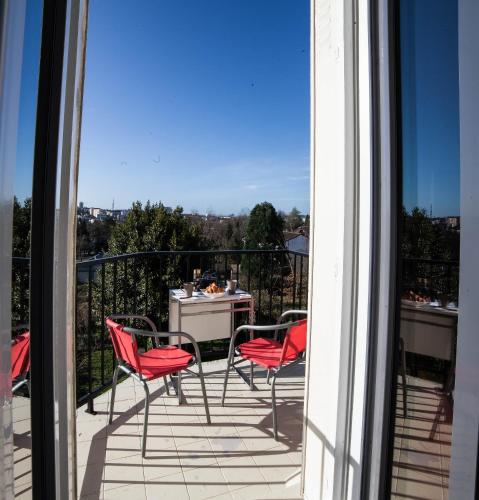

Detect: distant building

[284,231,309,254]
[445,216,460,228]
[431,216,460,230]
[89,207,101,218]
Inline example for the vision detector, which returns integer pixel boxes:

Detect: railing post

[299,255,304,310]
[86,263,95,414]
[100,262,105,386]
[269,252,274,323]
[292,254,297,309]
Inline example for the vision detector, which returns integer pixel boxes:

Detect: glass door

[389,0,460,497]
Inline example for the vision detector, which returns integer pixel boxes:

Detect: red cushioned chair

[221,310,308,440]
[106,315,210,457]
[11,330,30,394]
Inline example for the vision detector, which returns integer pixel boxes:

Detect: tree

[243,203,286,316]
[12,197,31,257]
[108,201,203,254]
[245,202,284,249]
[401,206,460,300]
[304,214,310,231]
[76,218,116,259]
[85,201,206,335]
[12,197,31,327]
[285,207,303,231]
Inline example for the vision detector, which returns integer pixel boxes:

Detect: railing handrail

[402,257,459,266]
[75,248,299,267]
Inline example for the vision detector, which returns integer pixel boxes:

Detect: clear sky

[15,0,461,218]
[400,0,460,217]
[76,0,310,215]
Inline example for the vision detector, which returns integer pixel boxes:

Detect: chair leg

[250,361,254,390]
[163,376,170,396]
[197,364,211,424]
[399,338,407,417]
[177,371,182,405]
[109,365,119,424]
[221,341,235,406]
[271,370,279,440]
[141,380,150,458]
[266,369,271,385]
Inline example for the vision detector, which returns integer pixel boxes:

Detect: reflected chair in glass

[221,310,308,440]
[106,315,211,457]
[11,330,30,394]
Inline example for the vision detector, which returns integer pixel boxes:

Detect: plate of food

[201,282,226,298]
[401,290,431,307]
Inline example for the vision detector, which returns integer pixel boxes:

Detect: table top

[170,288,252,305]
[401,300,459,317]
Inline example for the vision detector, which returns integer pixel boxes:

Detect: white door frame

[449,0,479,497]
[303,0,479,498]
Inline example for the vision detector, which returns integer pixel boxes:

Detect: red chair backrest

[106,318,140,371]
[281,319,307,363]
[11,332,30,381]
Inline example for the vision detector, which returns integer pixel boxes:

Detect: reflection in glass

[11,1,43,498]
[390,0,460,497]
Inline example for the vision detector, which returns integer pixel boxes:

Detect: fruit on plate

[401,290,430,303]
[204,283,224,294]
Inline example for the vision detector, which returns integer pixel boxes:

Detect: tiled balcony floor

[12,364,452,499]
[391,377,452,500]
[76,358,305,500]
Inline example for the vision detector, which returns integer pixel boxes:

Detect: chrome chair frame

[221,310,308,440]
[107,314,211,457]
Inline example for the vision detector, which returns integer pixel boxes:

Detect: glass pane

[390,0,459,497]
[12,1,43,498]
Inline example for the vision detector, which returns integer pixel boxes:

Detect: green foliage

[77,218,116,258]
[401,207,459,260]
[401,207,460,300]
[245,202,284,249]
[108,201,204,254]
[243,203,287,299]
[201,215,248,250]
[12,197,31,257]
[12,198,31,327]
[285,207,303,231]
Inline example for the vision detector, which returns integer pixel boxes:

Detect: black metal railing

[11,257,30,328]
[13,253,463,410]
[402,257,459,303]
[74,249,308,409]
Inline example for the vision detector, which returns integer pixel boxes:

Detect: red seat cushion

[138,345,193,380]
[238,337,284,369]
[11,332,30,380]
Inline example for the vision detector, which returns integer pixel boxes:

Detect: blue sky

[15,0,460,217]
[15,0,42,201]
[400,0,460,216]
[77,0,310,215]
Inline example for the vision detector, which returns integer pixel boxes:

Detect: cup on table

[226,279,238,295]
[183,282,194,298]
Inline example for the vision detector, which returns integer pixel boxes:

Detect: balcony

[11,252,457,498]
[12,249,308,499]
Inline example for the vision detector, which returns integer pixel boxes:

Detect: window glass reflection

[391,0,460,497]
[11,1,43,498]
